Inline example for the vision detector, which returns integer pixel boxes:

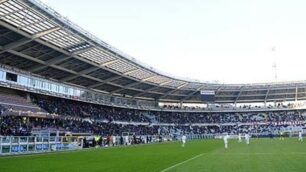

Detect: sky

[40,0,306,84]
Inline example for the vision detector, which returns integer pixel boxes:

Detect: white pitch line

[159,151,306,172]
[208,152,306,155]
[160,153,206,172]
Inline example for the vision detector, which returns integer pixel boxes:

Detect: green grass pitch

[1,138,306,172]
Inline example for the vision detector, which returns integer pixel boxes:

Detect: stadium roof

[1,0,306,104]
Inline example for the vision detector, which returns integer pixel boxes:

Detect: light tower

[272,47,278,82]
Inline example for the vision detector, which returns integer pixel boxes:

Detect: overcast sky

[41,0,306,84]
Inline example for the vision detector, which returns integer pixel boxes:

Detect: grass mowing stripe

[0,141,177,159]
[160,153,206,172]
[0,140,219,172]
[1,139,305,172]
[160,151,306,172]
[166,138,306,172]
[191,152,306,155]
[0,145,120,159]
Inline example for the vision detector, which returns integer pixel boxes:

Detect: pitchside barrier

[0,136,83,156]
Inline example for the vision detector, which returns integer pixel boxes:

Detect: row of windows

[0,69,151,107]
[0,69,96,100]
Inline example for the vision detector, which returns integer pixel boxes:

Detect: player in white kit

[245,133,250,145]
[224,134,229,149]
[181,134,186,147]
[298,131,303,142]
[112,135,116,146]
[125,135,129,145]
[238,133,242,143]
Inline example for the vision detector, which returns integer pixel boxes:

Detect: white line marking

[217,152,306,155]
[160,153,206,172]
[159,152,306,172]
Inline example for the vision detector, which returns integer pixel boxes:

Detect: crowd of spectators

[0,116,159,136]
[161,102,306,111]
[32,95,149,122]
[0,93,305,136]
[0,114,304,136]
[156,111,305,124]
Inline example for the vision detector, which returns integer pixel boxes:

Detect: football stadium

[1,0,306,171]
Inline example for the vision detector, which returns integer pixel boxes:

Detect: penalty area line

[160,153,205,172]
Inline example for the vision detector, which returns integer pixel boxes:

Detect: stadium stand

[0,90,305,138]
[0,0,305,157]
[0,90,44,113]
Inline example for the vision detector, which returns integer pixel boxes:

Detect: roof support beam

[109,76,157,94]
[108,82,173,96]
[0,38,31,54]
[132,91,152,98]
[159,80,172,86]
[123,68,139,75]
[234,87,244,104]
[49,42,164,90]
[33,27,61,38]
[177,83,188,89]
[132,86,161,98]
[0,27,60,54]
[133,80,176,98]
[88,76,122,89]
[158,89,178,100]
[30,55,72,72]
[180,85,205,101]
[295,86,298,101]
[0,19,191,98]
[101,59,120,66]
[71,46,94,55]
[90,69,151,91]
[284,88,290,102]
[110,82,142,94]
[0,30,12,37]
[141,76,156,82]
[264,86,271,103]
[0,0,8,4]
[58,59,121,82]
[60,67,99,82]
[0,20,164,88]
[5,49,77,74]
[158,83,188,99]
[3,48,147,93]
